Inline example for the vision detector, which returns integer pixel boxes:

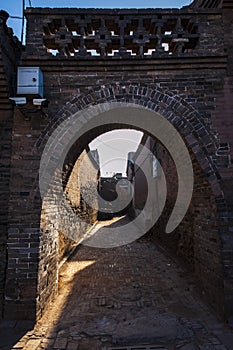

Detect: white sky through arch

[89,129,143,177]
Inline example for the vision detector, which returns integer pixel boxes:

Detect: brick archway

[4,84,231,323]
[38,84,228,313]
[38,83,222,197]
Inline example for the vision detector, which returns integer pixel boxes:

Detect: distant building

[90,149,100,166]
[126,135,160,226]
[126,152,135,183]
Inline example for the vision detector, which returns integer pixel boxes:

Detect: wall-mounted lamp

[9,97,49,120]
[33,98,49,107]
[9,97,27,105]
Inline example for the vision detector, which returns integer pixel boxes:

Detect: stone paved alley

[1,217,233,350]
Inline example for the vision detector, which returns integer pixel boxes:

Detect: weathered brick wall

[77,150,99,224]
[151,143,180,257]
[153,143,223,316]
[133,136,161,229]
[0,11,21,319]
[192,159,223,316]
[219,7,233,320]
[4,107,43,320]
[131,130,224,316]
[37,147,99,319]
[60,147,99,260]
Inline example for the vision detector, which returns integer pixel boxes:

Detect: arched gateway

[0,0,232,323]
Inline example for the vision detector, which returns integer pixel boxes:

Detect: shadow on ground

[30,217,233,349]
[0,320,34,350]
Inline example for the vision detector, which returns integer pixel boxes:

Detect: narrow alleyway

[5,217,233,350]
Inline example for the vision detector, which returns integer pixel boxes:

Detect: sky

[1,0,190,177]
[2,0,191,40]
[89,130,143,177]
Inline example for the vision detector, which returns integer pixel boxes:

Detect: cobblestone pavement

[2,217,233,350]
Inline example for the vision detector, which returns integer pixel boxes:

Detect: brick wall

[37,147,99,319]
[152,142,224,317]
[4,107,43,320]
[131,131,224,316]
[0,11,21,319]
